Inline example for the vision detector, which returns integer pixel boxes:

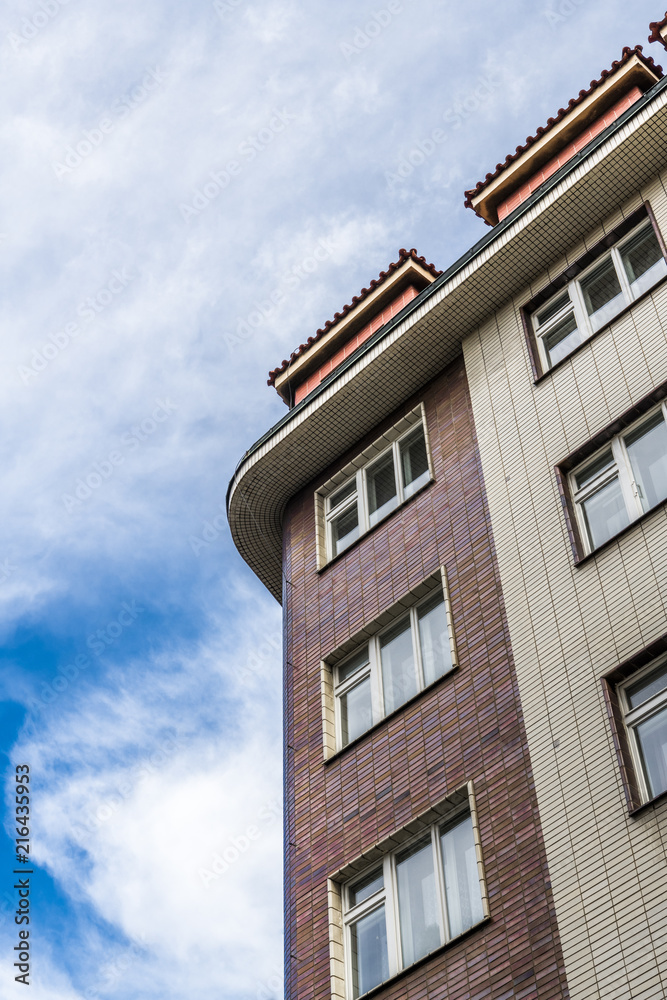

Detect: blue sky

[0,0,663,996]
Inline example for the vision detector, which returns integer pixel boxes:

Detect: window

[342,812,485,998]
[620,657,667,802]
[333,587,455,749]
[320,410,432,562]
[532,218,667,370]
[570,403,667,554]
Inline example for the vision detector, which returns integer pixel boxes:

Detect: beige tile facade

[463,169,667,999]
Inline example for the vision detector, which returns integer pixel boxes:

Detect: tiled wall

[497,87,643,222]
[463,171,667,1000]
[282,357,569,1000]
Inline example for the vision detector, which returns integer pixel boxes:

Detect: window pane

[329,479,356,511]
[332,505,359,556]
[367,452,398,526]
[341,676,373,746]
[621,224,665,290]
[440,815,484,939]
[575,450,615,490]
[625,413,667,512]
[543,312,583,367]
[339,649,370,684]
[536,291,571,326]
[627,662,667,710]
[380,618,418,715]
[580,257,624,330]
[418,595,452,686]
[401,427,429,498]
[635,706,667,799]
[396,838,441,967]
[350,906,389,998]
[581,477,630,549]
[349,868,383,908]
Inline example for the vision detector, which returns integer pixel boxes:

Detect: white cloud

[0,0,661,995]
[7,613,283,998]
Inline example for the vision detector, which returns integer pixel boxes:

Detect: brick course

[282,356,570,1000]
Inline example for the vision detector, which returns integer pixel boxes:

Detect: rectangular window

[569,403,667,555]
[341,810,485,998]
[320,409,433,564]
[620,658,667,802]
[332,584,455,750]
[328,481,360,558]
[531,217,667,371]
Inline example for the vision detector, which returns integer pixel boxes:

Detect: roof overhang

[272,257,437,403]
[228,76,667,602]
[469,53,661,225]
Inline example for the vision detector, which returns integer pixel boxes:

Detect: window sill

[532,271,667,385]
[629,787,667,818]
[317,476,435,574]
[324,665,458,766]
[355,916,491,1000]
[574,494,667,567]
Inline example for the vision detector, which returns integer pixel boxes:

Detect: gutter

[227,71,667,514]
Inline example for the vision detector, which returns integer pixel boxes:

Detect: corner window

[332,586,455,749]
[570,403,667,554]
[532,218,667,370]
[620,658,667,802]
[342,811,485,998]
[319,407,433,564]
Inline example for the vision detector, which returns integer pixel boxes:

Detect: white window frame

[619,655,667,803]
[340,805,485,998]
[569,400,667,555]
[317,405,434,566]
[331,574,457,752]
[533,217,667,371]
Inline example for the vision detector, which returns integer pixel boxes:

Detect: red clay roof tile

[649,12,667,48]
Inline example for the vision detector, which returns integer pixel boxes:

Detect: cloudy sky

[0,0,663,996]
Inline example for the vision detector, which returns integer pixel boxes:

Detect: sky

[0,0,663,997]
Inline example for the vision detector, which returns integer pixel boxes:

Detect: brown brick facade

[282,356,570,1000]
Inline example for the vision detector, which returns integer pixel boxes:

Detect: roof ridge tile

[464,45,663,218]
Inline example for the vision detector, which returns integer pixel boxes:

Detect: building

[227,14,667,1000]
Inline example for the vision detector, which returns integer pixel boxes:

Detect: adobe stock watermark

[83,936,148,1000]
[386,74,501,190]
[18,267,136,385]
[51,68,166,180]
[213,0,247,17]
[179,108,296,222]
[22,599,145,733]
[543,0,587,26]
[75,732,186,836]
[189,502,226,556]
[238,631,282,686]
[224,236,337,351]
[255,967,283,1000]
[340,1,409,61]
[0,559,17,585]
[198,797,282,889]
[61,397,178,514]
[7,0,75,54]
